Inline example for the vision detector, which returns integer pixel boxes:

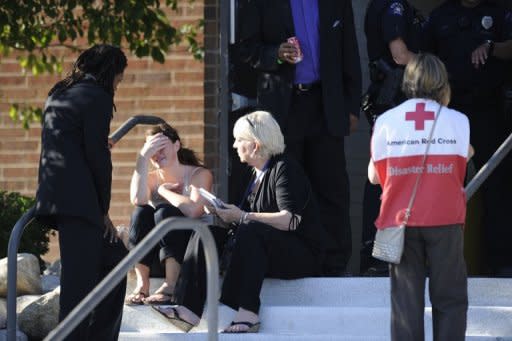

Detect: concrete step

[118,334,511,341]
[121,304,512,335]
[127,276,512,307]
[120,277,512,340]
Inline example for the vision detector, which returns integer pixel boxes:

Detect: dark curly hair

[48,44,127,101]
[146,123,204,167]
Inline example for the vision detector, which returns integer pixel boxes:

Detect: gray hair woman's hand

[215,204,244,224]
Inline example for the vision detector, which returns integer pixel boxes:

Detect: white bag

[372,224,406,264]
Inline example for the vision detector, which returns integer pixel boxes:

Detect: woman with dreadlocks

[35,44,127,341]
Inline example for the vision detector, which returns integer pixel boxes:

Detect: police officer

[423,0,512,276]
[360,0,423,276]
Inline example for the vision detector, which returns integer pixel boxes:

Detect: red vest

[371,99,470,228]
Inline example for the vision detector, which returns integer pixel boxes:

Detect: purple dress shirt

[290,0,321,84]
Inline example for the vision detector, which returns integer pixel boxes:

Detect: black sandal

[143,292,175,305]
[151,306,195,333]
[222,321,261,333]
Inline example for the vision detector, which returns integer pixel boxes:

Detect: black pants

[285,87,351,274]
[361,110,388,275]
[360,180,387,274]
[57,216,127,341]
[176,226,229,316]
[220,222,322,313]
[182,222,322,317]
[390,225,467,341]
[128,204,192,267]
[453,101,511,273]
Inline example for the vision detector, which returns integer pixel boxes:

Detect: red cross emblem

[406,103,435,130]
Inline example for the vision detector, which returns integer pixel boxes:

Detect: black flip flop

[151,305,195,333]
[222,321,261,333]
[143,293,175,305]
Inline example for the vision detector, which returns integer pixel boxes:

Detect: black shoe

[322,267,344,277]
[494,266,512,278]
[321,251,348,277]
[361,264,389,277]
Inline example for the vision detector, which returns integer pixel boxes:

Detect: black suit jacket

[238,0,362,137]
[35,80,113,229]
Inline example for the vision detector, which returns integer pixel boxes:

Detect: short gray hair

[233,111,285,158]
[402,53,451,105]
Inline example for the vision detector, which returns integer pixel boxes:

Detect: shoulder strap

[403,103,443,224]
[183,166,202,190]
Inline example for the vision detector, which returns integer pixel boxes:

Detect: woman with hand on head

[125,123,213,305]
[152,110,331,334]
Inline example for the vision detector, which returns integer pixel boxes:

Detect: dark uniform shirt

[365,0,422,65]
[423,0,512,107]
[363,0,422,119]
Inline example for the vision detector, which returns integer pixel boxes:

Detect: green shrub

[0,191,55,271]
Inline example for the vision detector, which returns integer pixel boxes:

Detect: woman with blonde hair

[152,111,330,333]
[368,53,474,340]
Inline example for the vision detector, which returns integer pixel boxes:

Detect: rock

[0,298,6,329]
[0,254,42,297]
[41,275,60,294]
[17,287,59,340]
[16,295,40,314]
[43,260,61,277]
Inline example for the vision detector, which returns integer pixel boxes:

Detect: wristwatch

[485,39,495,56]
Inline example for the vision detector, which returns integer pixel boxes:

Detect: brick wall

[0,1,218,227]
[203,0,221,174]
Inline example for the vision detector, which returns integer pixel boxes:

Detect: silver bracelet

[239,211,246,225]
[239,211,249,225]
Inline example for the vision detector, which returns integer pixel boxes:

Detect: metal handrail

[465,131,512,200]
[43,217,219,341]
[6,206,36,341]
[6,114,172,341]
[109,115,166,144]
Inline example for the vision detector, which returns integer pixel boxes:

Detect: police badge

[482,16,493,30]
[390,2,404,16]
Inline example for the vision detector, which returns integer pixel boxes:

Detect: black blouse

[242,153,330,254]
